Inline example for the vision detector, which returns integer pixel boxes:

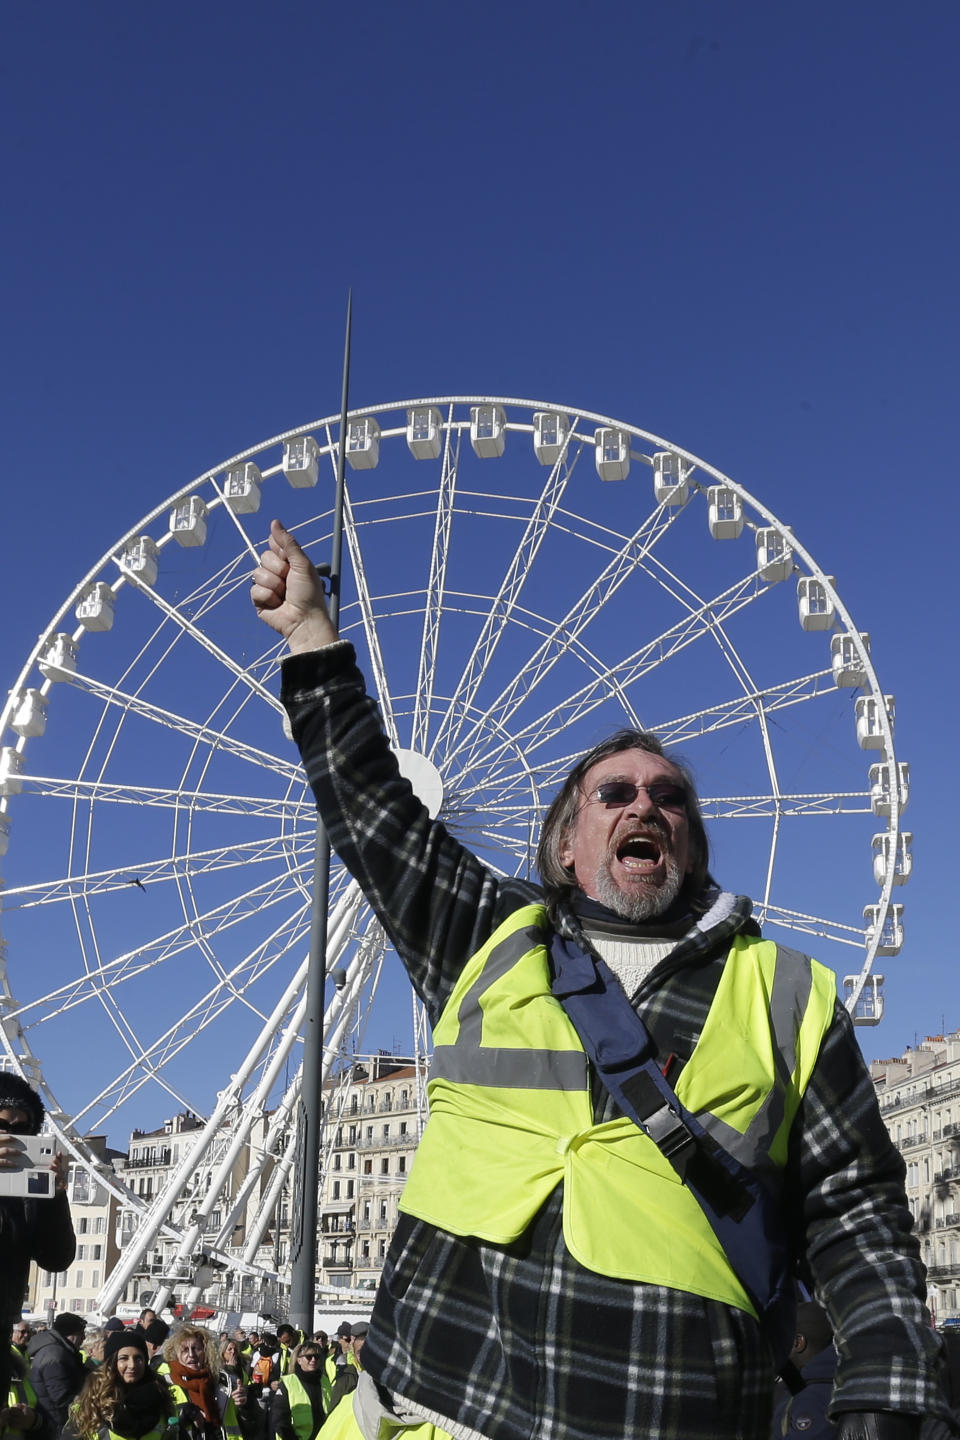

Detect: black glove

[834,1413,921,1440]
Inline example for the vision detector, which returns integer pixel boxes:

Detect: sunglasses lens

[648,785,685,810]
[594,782,637,805]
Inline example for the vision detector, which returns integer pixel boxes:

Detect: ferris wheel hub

[394,748,444,820]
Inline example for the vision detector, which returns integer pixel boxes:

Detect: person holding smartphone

[0,1075,75,1422]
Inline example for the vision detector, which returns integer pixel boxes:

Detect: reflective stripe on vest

[399,903,836,1315]
[278,1371,328,1438]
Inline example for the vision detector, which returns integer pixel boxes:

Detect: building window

[361,1240,370,1259]
[333,1154,342,1171]
[378,1239,386,1259]
[95,1217,106,1234]
[380,1159,389,1176]
[93,1245,102,1260]
[382,1124,390,1139]
[332,1181,341,1200]
[91,1270,100,1287]
[363,1159,372,1175]
[398,1156,406,1175]
[347,1154,355,1170]
[400,1122,408,1136]
[346,1180,354,1198]
[379,1202,388,1222]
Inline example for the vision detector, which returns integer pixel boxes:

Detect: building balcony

[356,1133,414,1150]
[124,1151,172,1169]
[926,1265,958,1281]
[900,1133,929,1151]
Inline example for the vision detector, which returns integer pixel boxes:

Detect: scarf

[111,1376,169,1439]
[169,1358,219,1423]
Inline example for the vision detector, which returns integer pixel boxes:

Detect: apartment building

[870,1029,960,1326]
[30,1134,126,1318]
[319,1056,425,1290]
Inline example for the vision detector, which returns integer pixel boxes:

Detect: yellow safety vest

[400,904,836,1316]
[2,1367,38,1439]
[166,1381,241,1440]
[96,1429,165,1440]
[320,1390,448,1440]
[277,1371,330,1438]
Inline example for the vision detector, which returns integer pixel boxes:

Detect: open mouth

[615,834,664,872]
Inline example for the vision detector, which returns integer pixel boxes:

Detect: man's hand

[51,1151,68,1192]
[0,1136,24,1171]
[0,1405,38,1432]
[250,520,338,653]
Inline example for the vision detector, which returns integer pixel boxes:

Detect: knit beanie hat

[53,1313,86,1339]
[144,1320,170,1347]
[105,1328,149,1364]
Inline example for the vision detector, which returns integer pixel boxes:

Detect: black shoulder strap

[550,929,795,1361]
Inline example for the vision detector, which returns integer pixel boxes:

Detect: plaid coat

[281,643,944,1440]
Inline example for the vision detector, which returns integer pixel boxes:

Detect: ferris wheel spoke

[645,670,835,745]
[448,503,685,774]
[71,968,306,1131]
[19,774,309,823]
[461,567,774,791]
[432,428,585,762]
[755,902,867,949]
[7,878,309,1028]
[702,791,871,818]
[412,407,459,752]
[4,832,313,910]
[65,890,331,1130]
[58,668,301,782]
[337,480,400,749]
[111,553,284,713]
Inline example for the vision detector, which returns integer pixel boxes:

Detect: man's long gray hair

[535,728,711,915]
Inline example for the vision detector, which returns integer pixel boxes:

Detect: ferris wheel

[0,396,908,1309]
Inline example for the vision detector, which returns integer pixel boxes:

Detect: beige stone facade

[870,1029,960,1326]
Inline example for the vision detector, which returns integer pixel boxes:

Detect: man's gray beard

[592,854,684,923]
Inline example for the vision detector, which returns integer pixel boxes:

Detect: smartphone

[0,1134,57,1198]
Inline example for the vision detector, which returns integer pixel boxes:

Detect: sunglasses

[583,780,686,812]
[0,1119,31,1135]
[299,1354,321,1362]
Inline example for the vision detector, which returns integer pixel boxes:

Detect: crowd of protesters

[3,1306,370,1440]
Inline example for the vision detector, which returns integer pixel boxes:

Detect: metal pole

[289,292,352,1334]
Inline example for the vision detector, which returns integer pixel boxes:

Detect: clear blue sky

[2,1,958,1139]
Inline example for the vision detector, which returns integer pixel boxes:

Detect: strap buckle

[643,1102,699,1168]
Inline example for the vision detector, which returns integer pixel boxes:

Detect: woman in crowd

[163,1325,253,1440]
[218,1342,249,1392]
[270,1343,329,1440]
[67,1330,173,1440]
